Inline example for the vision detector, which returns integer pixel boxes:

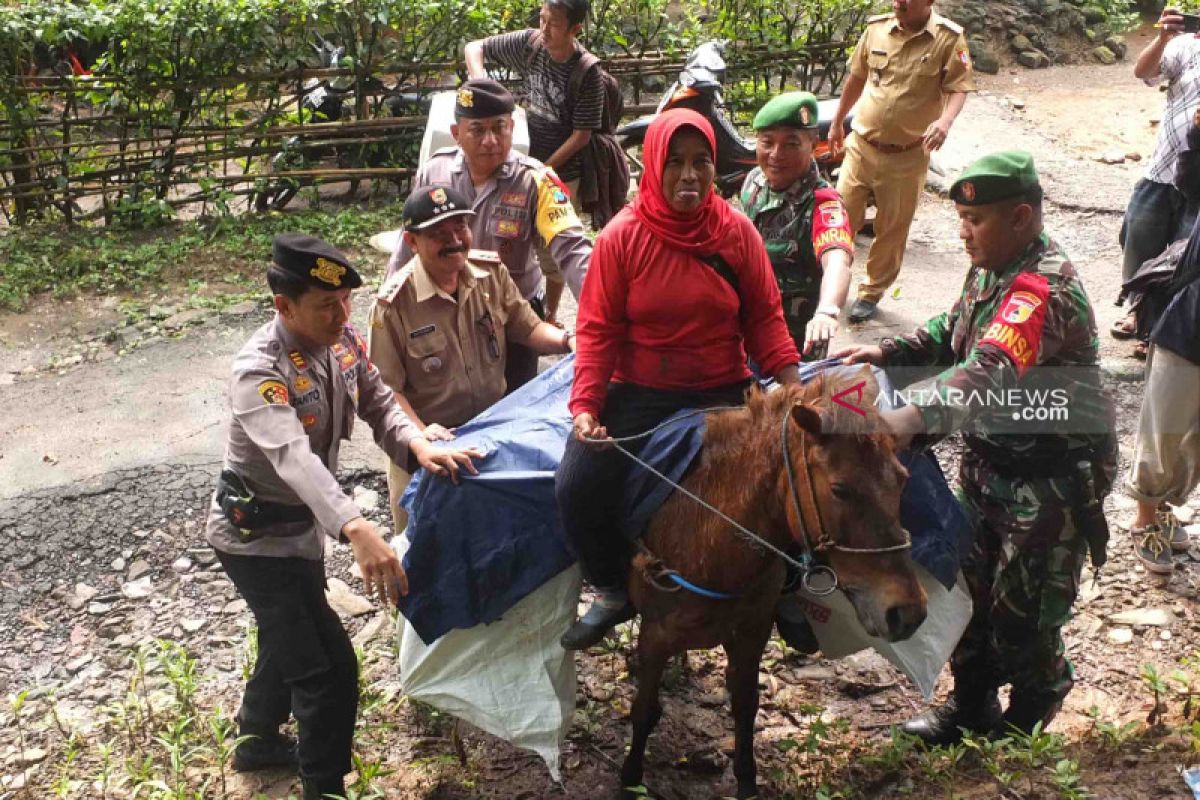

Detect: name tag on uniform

[410,324,436,339]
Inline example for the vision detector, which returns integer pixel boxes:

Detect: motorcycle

[616,41,854,199]
[253,34,429,211]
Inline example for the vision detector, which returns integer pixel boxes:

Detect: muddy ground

[3,43,1200,800]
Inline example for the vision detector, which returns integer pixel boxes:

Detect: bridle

[593,401,913,598]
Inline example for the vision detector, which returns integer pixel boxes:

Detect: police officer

[828,0,975,322]
[369,186,576,531]
[387,78,591,391]
[838,152,1116,742]
[741,91,855,358]
[207,234,481,800]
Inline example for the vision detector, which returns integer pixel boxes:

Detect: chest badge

[422,356,443,373]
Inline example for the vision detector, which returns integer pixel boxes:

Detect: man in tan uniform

[387,79,591,390]
[828,0,975,322]
[207,234,480,800]
[371,185,576,531]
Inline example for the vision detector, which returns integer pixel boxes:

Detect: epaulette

[376,263,414,305]
[935,16,964,35]
[467,249,502,267]
[429,145,459,160]
[867,13,892,23]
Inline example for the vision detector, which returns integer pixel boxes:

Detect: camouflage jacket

[880,233,1115,471]
[740,163,854,304]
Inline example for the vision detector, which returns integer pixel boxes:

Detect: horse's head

[767,368,927,642]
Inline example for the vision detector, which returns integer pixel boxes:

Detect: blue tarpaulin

[399,356,971,644]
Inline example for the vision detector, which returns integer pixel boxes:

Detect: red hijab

[632,108,740,258]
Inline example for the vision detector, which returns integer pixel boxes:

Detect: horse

[617,368,928,799]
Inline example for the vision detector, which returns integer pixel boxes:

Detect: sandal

[1111,312,1137,341]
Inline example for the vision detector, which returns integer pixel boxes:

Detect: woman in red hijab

[556,109,802,649]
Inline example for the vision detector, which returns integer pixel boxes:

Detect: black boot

[998,687,1065,737]
[232,731,299,773]
[303,777,346,800]
[900,686,1002,746]
[560,599,635,650]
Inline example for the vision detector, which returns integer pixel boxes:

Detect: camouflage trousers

[950,453,1089,704]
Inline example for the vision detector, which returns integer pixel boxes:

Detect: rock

[1174,506,1195,524]
[969,39,1001,75]
[223,598,248,615]
[224,300,259,316]
[65,654,93,674]
[74,583,98,603]
[1126,152,1142,162]
[1104,35,1127,60]
[127,558,152,581]
[1083,7,1107,25]
[162,309,207,330]
[1109,607,1174,627]
[110,556,126,572]
[1099,150,1126,164]
[1010,33,1034,53]
[351,613,389,648]
[171,556,193,573]
[1017,50,1050,69]
[353,487,380,513]
[180,618,206,634]
[87,602,112,615]
[682,747,727,774]
[1090,46,1117,66]
[325,577,373,617]
[121,576,152,600]
[1107,627,1134,644]
[18,748,47,766]
[1011,97,1027,111]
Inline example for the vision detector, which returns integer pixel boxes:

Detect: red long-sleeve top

[569,207,801,418]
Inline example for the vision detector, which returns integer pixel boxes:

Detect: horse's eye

[830,483,855,501]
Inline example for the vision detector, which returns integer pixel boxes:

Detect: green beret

[753,92,820,131]
[949,151,1042,206]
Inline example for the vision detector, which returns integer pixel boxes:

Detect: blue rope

[666,572,739,600]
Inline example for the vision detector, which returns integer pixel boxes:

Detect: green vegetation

[0,197,402,310]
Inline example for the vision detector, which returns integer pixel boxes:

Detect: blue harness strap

[666,572,739,600]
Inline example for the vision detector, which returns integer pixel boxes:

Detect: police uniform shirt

[848,12,976,144]
[386,147,591,301]
[368,251,543,428]
[205,316,421,559]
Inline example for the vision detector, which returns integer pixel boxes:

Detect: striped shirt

[1145,35,1200,185]
[482,29,605,182]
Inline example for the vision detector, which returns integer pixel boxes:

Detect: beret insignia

[310,257,346,287]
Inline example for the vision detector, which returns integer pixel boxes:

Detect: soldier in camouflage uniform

[838,151,1116,743]
[741,92,855,358]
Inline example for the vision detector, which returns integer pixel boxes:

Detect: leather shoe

[232,731,298,773]
[900,690,1002,746]
[560,601,635,650]
[848,299,878,323]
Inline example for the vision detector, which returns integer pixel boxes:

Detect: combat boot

[231,731,298,773]
[997,688,1064,737]
[303,776,346,800]
[900,685,1002,746]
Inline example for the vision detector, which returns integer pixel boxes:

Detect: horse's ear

[790,402,823,436]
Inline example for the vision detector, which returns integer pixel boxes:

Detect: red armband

[811,187,854,259]
[976,272,1050,375]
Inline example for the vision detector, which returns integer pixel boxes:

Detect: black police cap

[403,185,476,231]
[455,78,516,119]
[271,233,362,290]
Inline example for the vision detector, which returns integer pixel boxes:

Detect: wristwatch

[815,304,841,318]
[561,329,575,352]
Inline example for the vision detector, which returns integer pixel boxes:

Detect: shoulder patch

[977,272,1051,375]
[467,248,502,266]
[935,16,964,35]
[813,186,842,205]
[377,265,415,304]
[257,380,290,405]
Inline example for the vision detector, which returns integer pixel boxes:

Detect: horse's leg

[724,615,774,800]
[620,625,669,795]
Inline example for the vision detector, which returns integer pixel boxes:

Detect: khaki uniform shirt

[386,147,591,301]
[368,250,543,428]
[848,12,976,144]
[205,316,421,560]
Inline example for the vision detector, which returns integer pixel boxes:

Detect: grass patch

[0,199,405,312]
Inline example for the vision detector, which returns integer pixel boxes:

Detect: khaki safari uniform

[838,12,975,303]
[205,316,421,558]
[368,250,543,530]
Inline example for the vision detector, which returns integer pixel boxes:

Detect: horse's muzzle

[884,602,926,642]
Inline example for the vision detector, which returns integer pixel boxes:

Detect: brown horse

[618,369,927,799]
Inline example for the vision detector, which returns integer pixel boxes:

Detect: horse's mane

[744,368,891,442]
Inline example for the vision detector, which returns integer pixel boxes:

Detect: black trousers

[554,380,749,589]
[216,551,357,785]
[504,292,547,395]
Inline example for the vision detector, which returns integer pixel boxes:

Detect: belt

[860,135,923,154]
